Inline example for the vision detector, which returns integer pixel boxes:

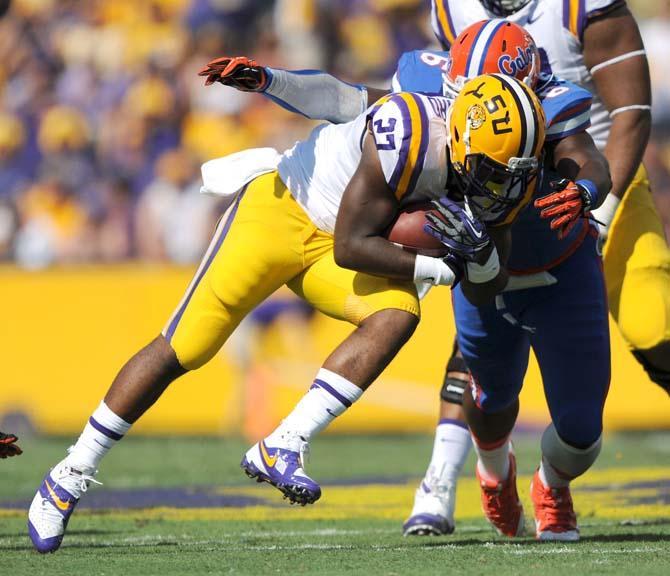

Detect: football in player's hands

[385,203,449,257]
[198,56,268,92]
[424,197,492,264]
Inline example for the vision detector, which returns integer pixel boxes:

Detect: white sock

[266,368,363,446]
[426,419,471,485]
[66,401,131,470]
[473,435,510,483]
[538,457,570,488]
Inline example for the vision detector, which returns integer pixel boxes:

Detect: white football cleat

[28,456,100,553]
[403,467,456,536]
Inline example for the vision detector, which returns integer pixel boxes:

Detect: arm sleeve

[263,68,368,124]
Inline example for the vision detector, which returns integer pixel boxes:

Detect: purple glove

[424,197,493,265]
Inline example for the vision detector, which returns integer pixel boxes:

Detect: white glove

[590,193,621,243]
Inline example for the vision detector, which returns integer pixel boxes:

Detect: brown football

[386,202,448,257]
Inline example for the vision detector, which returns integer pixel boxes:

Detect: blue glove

[424,197,493,265]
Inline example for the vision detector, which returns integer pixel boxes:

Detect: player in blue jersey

[201,18,612,541]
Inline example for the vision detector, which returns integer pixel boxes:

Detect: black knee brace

[439,343,471,405]
[632,350,670,394]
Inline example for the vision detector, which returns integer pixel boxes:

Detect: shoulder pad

[366,93,431,199]
[393,50,448,95]
[563,0,623,41]
[431,0,457,49]
[537,76,592,141]
[585,0,624,17]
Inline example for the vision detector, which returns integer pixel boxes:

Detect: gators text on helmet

[444,19,540,95]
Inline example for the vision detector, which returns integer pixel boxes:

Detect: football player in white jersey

[27,74,546,553]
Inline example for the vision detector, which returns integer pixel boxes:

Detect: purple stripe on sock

[313,379,352,408]
[89,417,124,441]
[438,418,469,430]
[165,188,246,343]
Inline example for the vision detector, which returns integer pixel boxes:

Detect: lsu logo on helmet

[448,73,546,226]
[444,19,540,95]
[466,104,487,130]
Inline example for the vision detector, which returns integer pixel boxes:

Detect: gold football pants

[602,165,670,351]
[162,171,420,370]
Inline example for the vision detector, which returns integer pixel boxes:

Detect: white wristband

[590,193,620,228]
[465,248,500,284]
[413,255,456,286]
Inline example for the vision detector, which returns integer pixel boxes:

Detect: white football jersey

[278,92,450,234]
[431,0,621,149]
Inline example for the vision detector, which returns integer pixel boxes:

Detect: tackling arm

[535,131,612,239]
[583,5,651,221]
[551,131,612,206]
[199,56,388,123]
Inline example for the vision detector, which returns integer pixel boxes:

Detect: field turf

[2,432,669,575]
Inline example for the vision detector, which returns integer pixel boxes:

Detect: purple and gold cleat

[403,473,456,536]
[241,437,321,506]
[28,458,99,553]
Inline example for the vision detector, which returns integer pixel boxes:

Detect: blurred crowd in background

[0,0,668,267]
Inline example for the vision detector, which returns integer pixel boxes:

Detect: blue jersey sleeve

[537,75,593,141]
[391,50,449,95]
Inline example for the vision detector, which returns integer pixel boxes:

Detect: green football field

[2,432,669,575]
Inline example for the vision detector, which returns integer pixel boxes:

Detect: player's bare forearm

[334,136,417,280]
[603,109,651,199]
[584,4,651,199]
[551,132,611,209]
[459,225,511,306]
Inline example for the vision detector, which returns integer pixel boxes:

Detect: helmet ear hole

[454,127,460,143]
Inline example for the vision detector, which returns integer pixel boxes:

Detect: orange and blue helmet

[444,19,540,96]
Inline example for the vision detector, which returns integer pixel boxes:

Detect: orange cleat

[531,469,579,541]
[476,453,525,537]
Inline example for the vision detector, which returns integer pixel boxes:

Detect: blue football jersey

[392,51,596,273]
